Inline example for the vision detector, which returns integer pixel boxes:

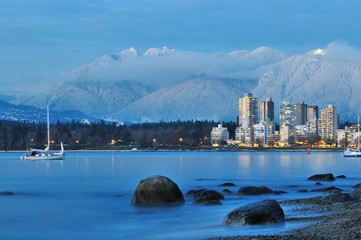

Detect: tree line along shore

[0,119,352,151]
[0,119,234,150]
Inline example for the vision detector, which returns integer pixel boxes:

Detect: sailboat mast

[357,116,360,149]
[47,103,50,151]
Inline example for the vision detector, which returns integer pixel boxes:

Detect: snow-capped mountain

[12,46,361,122]
[253,52,361,120]
[13,80,156,118]
[115,77,257,122]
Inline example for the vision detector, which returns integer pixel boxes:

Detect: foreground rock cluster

[131,172,361,239]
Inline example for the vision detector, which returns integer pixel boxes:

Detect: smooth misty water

[0,152,361,240]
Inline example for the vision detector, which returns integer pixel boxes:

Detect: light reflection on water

[0,152,360,240]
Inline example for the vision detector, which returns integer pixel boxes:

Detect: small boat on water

[21,104,65,160]
[343,116,361,158]
[343,148,361,158]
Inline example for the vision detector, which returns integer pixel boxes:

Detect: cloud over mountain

[12,43,361,122]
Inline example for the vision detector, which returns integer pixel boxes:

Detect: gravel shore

[210,191,361,240]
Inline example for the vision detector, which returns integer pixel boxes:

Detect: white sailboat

[21,104,65,160]
[343,116,361,158]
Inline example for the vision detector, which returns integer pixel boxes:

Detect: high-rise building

[260,97,274,122]
[279,102,294,126]
[319,105,338,142]
[294,102,308,125]
[307,106,318,121]
[239,93,258,127]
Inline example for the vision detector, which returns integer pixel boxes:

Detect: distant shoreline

[1,148,345,153]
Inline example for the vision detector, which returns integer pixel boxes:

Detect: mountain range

[9,46,361,122]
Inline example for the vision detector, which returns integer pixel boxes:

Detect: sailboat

[343,116,361,158]
[21,104,65,160]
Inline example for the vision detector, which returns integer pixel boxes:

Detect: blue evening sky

[1,0,361,92]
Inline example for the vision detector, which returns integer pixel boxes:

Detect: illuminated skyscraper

[320,105,337,142]
[239,93,258,127]
[260,97,274,122]
[307,106,319,121]
[279,102,294,126]
[294,102,307,125]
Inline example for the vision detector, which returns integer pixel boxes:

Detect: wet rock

[238,186,274,195]
[131,175,184,206]
[288,185,298,188]
[221,189,233,195]
[185,189,197,197]
[336,175,346,179]
[297,189,308,193]
[352,183,361,189]
[191,189,224,205]
[321,192,356,202]
[315,182,323,185]
[0,191,14,195]
[219,183,236,187]
[274,190,287,194]
[223,199,285,226]
[311,186,342,192]
[307,173,335,181]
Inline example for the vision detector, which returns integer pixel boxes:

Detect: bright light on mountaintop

[313,48,326,55]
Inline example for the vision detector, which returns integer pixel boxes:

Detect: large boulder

[223,199,285,226]
[321,192,356,203]
[188,189,224,205]
[238,186,273,195]
[131,175,184,206]
[307,173,335,181]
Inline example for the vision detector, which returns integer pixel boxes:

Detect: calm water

[0,151,360,240]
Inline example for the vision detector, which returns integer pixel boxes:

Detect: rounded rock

[131,175,184,206]
[223,199,285,226]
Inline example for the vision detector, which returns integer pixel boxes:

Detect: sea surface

[0,151,360,240]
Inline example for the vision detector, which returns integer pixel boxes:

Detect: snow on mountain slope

[253,52,361,121]
[116,78,257,122]
[10,46,361,122]
[14,80,156,118]
[229,46,288,63]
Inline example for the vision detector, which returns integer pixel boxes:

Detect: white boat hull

[21,154,65,160]
[343,148,361,158]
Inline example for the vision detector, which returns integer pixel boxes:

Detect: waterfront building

[306,120,318,135]
[294,102,308,125]
[267,131,279,146]
[337,128,350,147]
[253,122,268,146]
[236,126,254,146]
[239,93,258,127]
[211,124,229,145]
[280,125,295,145]
[319,105,338,143]
[260,97,274,122]
[279,102,295,126]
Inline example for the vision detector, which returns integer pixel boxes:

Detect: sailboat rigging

[21,104,65,160]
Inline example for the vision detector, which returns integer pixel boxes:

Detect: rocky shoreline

[210,191,361,240]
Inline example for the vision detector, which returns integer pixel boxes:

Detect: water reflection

[280,154,290,167]
[238,154,250,167]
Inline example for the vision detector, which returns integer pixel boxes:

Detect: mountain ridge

[10,46,361,122]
